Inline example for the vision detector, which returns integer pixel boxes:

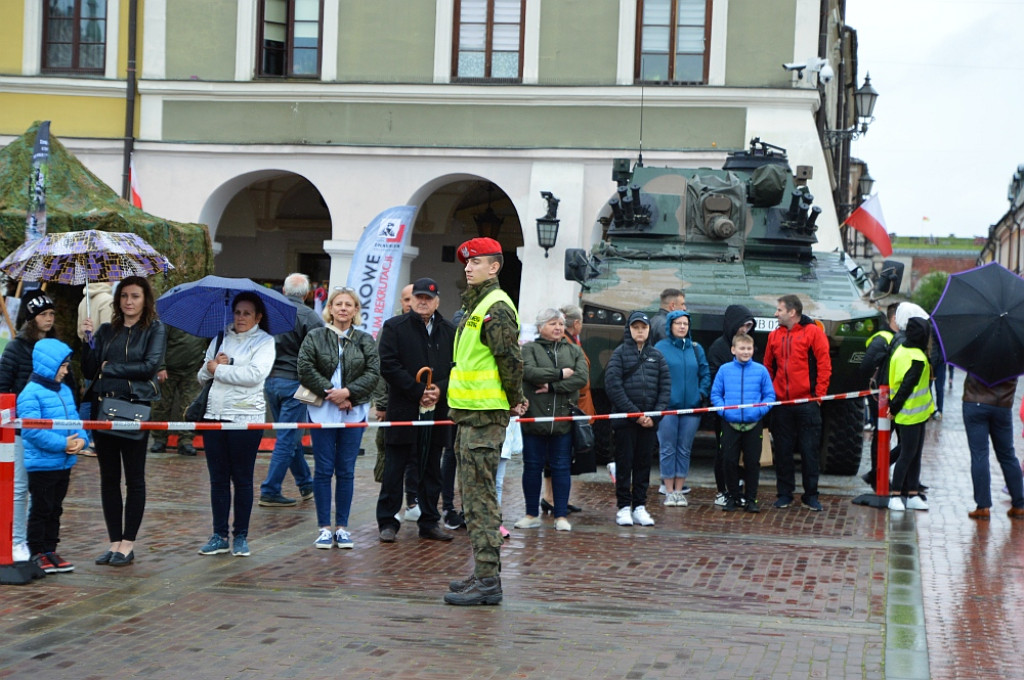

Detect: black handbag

[98,396,151,440]
[184,381,212,422]
[569,404,596,475]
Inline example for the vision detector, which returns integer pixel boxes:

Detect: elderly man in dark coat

[375,278,457,542]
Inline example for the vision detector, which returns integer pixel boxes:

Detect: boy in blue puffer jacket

[18,338,89,573]
[710,333,775,512]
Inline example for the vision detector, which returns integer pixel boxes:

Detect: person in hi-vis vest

[444,237,528,606]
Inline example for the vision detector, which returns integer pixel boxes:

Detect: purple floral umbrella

[0,229,174,343]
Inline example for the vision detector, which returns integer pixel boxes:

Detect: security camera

[819,63,834,84]
[782,62,808,78]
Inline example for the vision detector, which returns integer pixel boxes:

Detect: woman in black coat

[82,276,166,567]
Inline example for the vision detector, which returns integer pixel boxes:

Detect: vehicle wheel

[591,389,615,466]
[819,399,865,475]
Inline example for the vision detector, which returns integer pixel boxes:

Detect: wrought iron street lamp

[825,74,879,146]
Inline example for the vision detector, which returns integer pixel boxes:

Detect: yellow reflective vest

[865,329,893,348]
[889,344,935,425]
[448,288,519,410]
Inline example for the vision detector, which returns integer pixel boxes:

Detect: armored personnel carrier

[565,139,882,475]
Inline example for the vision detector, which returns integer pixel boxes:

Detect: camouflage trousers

[150,371,201,446]
[454,422,505,578]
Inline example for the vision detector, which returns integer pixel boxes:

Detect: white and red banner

[128,156,143,208]
[346,205,415,339]
[844,194,892,257]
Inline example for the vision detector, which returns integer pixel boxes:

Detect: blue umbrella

[156,275,297,337]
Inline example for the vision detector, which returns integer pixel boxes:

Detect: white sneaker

[674,492,688,507]
[513,515,542,529]
[607,462,616,483]
[554,517,572,531]
[888,496,906,512]
[632,505,655,526]
[615,507,634,526]
[404,504,422,521]
[12,542,30,562]
[714,492,727,507]
[658,484,667,495]
[663,493,678,507]
[906,496,929,511]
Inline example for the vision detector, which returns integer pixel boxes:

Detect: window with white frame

[635,0,711,84]
[452,0,524,82]
[42,0,107,74]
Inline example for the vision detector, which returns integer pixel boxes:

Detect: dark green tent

[0,121,213,292]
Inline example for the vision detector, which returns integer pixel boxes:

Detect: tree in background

[912,271,949,314]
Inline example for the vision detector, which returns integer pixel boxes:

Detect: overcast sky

[845,0,1023,239]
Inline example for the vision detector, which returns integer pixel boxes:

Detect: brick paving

[1,383,1013,679]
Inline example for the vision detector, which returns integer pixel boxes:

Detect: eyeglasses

[333,286,356,293]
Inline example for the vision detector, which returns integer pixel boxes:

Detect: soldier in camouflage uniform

[444,237,527,606]
[150,325,208,455]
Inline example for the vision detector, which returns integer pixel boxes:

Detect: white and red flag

[129,156,143,208]
[844,194,892,257]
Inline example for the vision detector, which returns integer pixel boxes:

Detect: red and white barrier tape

[0,389,878,433]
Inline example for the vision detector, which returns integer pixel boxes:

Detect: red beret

[456,237,503,264]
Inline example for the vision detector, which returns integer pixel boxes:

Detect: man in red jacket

[763,294,832,512]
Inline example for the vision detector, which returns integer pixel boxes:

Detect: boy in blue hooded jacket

[710,332,775,512]
[18,338,89,573]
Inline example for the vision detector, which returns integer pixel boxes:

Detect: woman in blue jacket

[654,310,710,507]
[18,338,89,573]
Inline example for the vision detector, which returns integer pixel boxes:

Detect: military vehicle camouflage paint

[565,140,881,475]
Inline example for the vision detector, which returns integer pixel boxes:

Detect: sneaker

[606,462,616,483]
[47,552,74,573]
[232,536,251,556]
[632,506,655,526]
[443,509,466,530]
[744,499,761,513]
[314,527,334,549]
[554,517,572,531]
[680,486,691,495]
[12,542,30,562]
[658,484,667,495]
[674,492,688,507]
[905,496,929,511]
[513,515,541,529]
[499,525,511,539]
[714,492,727,507]
[888,496,906,511]
[802,498,823,512]
[404,504,422,521]
[335,529,354,549]
[615,507,634,526]
[299,486,314,501]
[198,534,230,555]
[258,493,297,507]
[663,493,678,507]
[33,553,58,574]
[773,497,792,509]
[722,497,740,512]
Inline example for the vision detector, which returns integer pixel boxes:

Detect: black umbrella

[931,262,1024,386]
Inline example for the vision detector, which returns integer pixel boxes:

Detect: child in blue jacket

[19,338,89,573]
[710,332,775,512]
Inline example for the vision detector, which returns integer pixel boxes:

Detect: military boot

[448,574,476,593]
[443,575,502,605]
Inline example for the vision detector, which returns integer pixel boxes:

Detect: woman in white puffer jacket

[195,291,276,559]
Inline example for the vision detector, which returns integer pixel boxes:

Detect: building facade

[1,0,858,319]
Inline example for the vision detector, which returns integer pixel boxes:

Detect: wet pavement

[0,377,1019,679]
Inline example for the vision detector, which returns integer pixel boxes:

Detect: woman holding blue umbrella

[297,287,379,550]
[194,292,276,558]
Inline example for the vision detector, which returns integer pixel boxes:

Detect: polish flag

[129,157,143,208]
[844,194,892,257]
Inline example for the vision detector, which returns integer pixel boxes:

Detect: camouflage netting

[0,122,215,380]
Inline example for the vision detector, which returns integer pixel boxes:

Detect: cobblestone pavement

[0,380,1014,679]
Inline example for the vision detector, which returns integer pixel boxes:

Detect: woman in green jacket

[297,287,380,550]
[514,309,588,532]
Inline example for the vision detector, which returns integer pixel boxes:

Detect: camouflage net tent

[0,122,214,359]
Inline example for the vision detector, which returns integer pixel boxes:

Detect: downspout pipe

[120,0,139,200]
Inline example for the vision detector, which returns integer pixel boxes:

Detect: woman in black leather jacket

[82,276,166,567]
